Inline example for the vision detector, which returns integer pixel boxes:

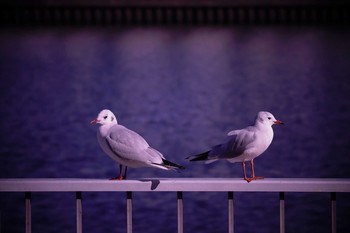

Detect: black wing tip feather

[186,151,209,162]
[162,159,186,170]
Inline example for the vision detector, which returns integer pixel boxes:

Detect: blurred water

[0,26,350,233]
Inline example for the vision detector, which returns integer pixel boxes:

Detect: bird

[187,111,283,182]
[91,109,184,180]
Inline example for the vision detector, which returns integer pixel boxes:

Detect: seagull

[91,109,184,180]
[187,111,283,182]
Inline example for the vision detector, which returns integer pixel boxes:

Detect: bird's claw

[244,176,264,183]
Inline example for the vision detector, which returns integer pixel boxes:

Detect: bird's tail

[186,151,210,161]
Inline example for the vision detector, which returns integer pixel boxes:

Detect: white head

[255,111,284,127]
[90,109,118,125]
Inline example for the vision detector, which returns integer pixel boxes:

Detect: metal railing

[1,4,350,26]
[0,178,350,233]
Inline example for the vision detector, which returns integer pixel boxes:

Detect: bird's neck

[99,123,117,137]
[255,122,274,143]
[255,121,272,132]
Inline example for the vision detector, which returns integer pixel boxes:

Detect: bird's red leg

[110,164,124,180]
[118,164,124,180]
[251,159,264,180]
[123,166,128,180]
[242,161,253,183]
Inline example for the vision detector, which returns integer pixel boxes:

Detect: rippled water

[0,26,350,233]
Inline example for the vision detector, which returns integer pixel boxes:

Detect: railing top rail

[1,178,350,193]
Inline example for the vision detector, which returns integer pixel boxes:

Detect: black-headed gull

[91,109,184,180]
[187,111,283,182]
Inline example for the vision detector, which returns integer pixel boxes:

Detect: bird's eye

[103,115,108,119]
[268,117,271,120]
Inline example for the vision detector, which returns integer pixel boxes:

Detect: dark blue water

[1,26,350,233]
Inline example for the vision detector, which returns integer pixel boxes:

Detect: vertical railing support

[76,192,82,233]
[228,192,234,233]
[279,192,285,233]
[126,192,133,233]
[177,192,183,233]
[25,192,31,233]
[331,192,336,233]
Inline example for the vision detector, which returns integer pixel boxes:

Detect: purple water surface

[0,26,350,233]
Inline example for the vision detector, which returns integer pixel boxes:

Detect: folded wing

[106,125,163,164]
[206,127,257,161]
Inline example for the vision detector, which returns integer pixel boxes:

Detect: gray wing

[208,128,256,160]
[105,125,163,163]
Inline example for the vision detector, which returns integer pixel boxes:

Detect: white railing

[1,178,350,233]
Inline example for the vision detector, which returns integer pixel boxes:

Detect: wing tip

[161,159,186,170]
[186,151,209,162]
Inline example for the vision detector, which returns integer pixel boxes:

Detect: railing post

[76,192,82,233]
[228,192,234,233]
[126,191,133,233]
[25,192,31,233]
[279,192,285,233]
[177,192,183,233]
[331,192,336,233]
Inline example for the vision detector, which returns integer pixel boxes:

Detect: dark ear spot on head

[111,116,114,121]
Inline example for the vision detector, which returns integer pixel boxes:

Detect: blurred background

[0,0,350,233]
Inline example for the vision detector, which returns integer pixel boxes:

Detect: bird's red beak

[273,120,284,125]
[90,119,99,124]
